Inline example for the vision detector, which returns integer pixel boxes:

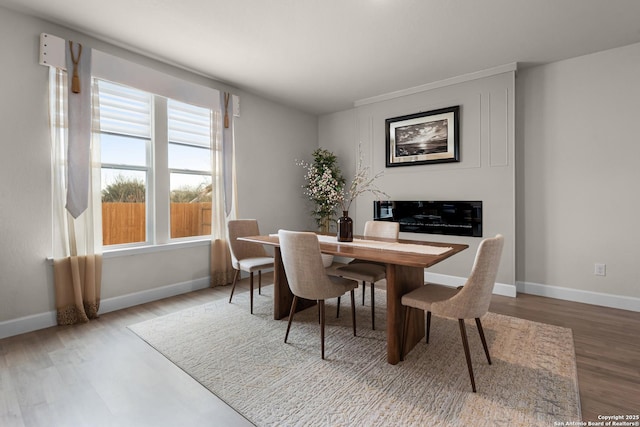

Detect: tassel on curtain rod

[68,41,83,93]
[224,92,230,128]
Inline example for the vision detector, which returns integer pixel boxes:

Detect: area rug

[129,287,581,426]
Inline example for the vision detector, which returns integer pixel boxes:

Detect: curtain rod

[39,33,67,70]
[38,33,239,116]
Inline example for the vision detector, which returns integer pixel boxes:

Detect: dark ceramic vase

[337,211,353,242]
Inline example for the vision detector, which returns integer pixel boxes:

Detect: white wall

[318,44,640,312]
[319,71,516,292]
[233,90,318,234]
[516,42,640,308]
[0,6,317,335]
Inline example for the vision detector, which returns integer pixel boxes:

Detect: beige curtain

[53,254,102,324]
[210,93,237,287]
[49,60,103,325]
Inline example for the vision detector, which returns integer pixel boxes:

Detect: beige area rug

[129,286,581,426]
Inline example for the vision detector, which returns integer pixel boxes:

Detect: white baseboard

[99,277,211,314]
[0,311,58,340]
[517,281,640,312]
[0,277,212,340]
[424,272,517,297]
[424,273,640,312]
[5,275,635,340]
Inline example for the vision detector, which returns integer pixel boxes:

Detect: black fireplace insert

[373,200,482,237]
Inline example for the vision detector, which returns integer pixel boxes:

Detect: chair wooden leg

[362,281,366,305]
[401,306,411,361]
[350,289,356,337]
[250,272,254,314]
[284,296,298,343]
[426,311,431,344]
[336,296,341,318]
[228,270,239,303]
[258,270,262,295]
[475,318,492,365]
[459,319,477,393]
[370,282,375,330]
[319,300,326,359]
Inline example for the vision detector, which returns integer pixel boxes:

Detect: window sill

[47,238,212,264]
[102,238,211,259]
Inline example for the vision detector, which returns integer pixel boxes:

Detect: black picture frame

[385,105,460,167]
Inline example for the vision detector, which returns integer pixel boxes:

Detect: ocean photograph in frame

[385,106,460,167]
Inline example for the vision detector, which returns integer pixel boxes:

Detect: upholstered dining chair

[334,220,399,329]
[227,219,274,314]
[278,230,358,359]
[400,234,504,392]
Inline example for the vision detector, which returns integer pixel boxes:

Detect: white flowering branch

[340,144,389,212]
[296,148,345,230]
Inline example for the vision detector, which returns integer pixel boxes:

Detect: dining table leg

[275,250,425,364]
[385,263,425,365]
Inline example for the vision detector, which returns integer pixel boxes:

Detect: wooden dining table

[239,233,468,365]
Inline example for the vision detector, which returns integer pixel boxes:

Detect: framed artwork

[385,105,460,167]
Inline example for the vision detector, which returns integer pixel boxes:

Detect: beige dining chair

[400,234,504,392]
[278,230,358,359]
[334,220,399,329]
[227,219,274,314]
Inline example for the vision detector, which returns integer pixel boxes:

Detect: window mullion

[153,96,169,245]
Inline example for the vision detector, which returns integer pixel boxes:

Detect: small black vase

[337,211,353,242]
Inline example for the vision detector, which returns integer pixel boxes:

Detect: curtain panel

[53,254,102,324]
[49,58,103,325]
[210,93,238,287]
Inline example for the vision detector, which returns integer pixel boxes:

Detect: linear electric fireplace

[373,200,482,237]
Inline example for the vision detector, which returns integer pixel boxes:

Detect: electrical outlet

[594,263,606,276]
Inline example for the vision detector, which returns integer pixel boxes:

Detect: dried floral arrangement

[297,145,388,231]
[340,147,389,213]
[296,148,345,232]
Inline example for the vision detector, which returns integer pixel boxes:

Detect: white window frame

[93,52,222,251]
[95,81,218,249]
[166,98,214,241]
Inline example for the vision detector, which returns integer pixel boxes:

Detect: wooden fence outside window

[102,202,212,245]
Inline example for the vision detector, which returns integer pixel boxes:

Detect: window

[98,80,152,245]
[168,99,213,239]
[96,79,214,247]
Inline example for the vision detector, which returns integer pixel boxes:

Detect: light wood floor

[489,292,640,420]
[1,275,638,426]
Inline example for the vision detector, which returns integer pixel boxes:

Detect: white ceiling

[3,0,640,115]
